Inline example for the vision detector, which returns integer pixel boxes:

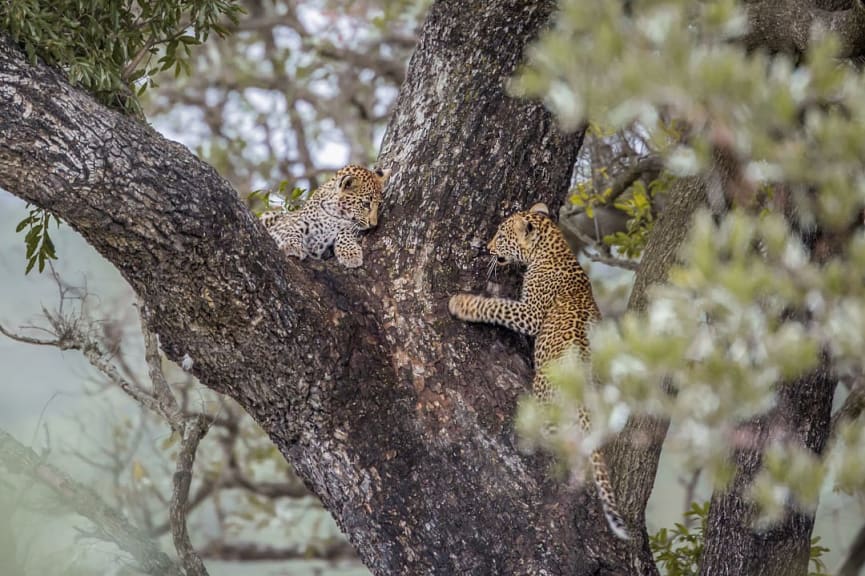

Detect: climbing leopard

[260,164,390,268]
[448,202,630,540]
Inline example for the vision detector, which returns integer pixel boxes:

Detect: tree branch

[0,428,182,576]
[170,416,211,576]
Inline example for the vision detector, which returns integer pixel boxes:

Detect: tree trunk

[699,362,836,576]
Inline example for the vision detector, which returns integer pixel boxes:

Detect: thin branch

[198,540,356,561]
[563,155,664,219]
[679,468,702,528]
[566,226,640,271]
[138,298,182,428]
[0,428,182,576]
[0,322,60,346]
[585,250,639,271]
[170,416,211,576]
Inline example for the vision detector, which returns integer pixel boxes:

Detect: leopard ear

[339,174,354,191]
[529,202,549,216]
[514,215,535,238]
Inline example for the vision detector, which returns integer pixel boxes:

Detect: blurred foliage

[515,0,865,531]
[143,0,423,198]
[249,182,307,217]
[649,501,830,576]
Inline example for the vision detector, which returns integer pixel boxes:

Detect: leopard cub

[449,202,629,540]
[260,164,390,268]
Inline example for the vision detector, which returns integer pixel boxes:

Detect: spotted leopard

[260,164,390,268]
[448,202,629,540]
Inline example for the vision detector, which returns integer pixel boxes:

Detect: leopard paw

[337,250,363,268]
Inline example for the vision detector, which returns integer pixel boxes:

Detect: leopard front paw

[337,250,363,269]
[448,293,478,321]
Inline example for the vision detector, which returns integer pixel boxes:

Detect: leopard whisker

[486,255,498,282]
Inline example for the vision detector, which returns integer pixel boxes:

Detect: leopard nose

[487,239,495,252]
[369,208,378,227]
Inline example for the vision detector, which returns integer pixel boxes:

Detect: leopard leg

[263,213,306,259]
[334,228,363,268]
[448,294,542,336]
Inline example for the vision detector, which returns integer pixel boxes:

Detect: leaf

[131,459,147,482]
[15,216,33,233]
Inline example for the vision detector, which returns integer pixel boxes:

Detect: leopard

[260,164,390,268]
[448,202,630,540]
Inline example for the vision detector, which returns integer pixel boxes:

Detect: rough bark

[698,362,836,576]
[743,0,865,58]
[0,1,658,573]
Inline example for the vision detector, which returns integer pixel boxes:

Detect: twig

[680,468,702,528]
[170,416,211,576]
[567,226,640,271]
[138,298,182,428]
[0,322,60,346]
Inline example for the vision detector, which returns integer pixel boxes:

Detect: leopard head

[487,203,551,265]
[334,164,390,230]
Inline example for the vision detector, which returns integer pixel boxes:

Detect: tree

[1,1,865,575]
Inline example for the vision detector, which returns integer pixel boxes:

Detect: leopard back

[259,164,389,268]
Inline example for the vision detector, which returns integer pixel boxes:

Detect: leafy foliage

[248,182,307,217]
[2,0,242,273]
[1,0,242,116]
[650,501,708,576]
[15,205,59,274]
[515,0,865,533]
[650,501,831,576]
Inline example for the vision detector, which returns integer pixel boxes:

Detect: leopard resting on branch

[260,164,390,268]
[448,202,630,540]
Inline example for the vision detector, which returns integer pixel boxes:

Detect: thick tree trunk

[0,1,658,573]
